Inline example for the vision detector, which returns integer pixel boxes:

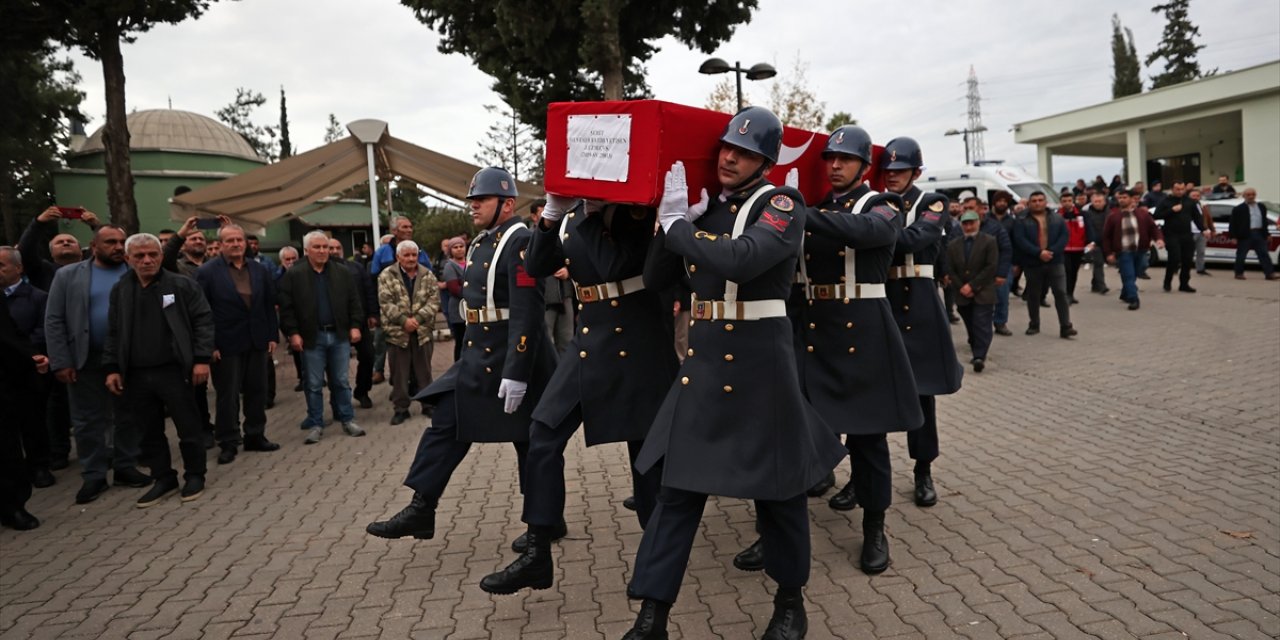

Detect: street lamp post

[945,126,988,165]
[699,57,777,111]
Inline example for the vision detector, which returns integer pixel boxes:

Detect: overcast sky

[65,0,1279,189]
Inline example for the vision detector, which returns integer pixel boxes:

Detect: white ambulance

[917,162,1061,207]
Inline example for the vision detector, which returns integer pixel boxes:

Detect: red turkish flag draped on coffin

[545,100,883,208]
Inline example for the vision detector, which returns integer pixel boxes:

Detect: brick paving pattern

[1,266,1277,639]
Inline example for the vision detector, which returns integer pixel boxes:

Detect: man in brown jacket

[1103,189,1164,310]
[378,240,440,425]
[946,212,998,372]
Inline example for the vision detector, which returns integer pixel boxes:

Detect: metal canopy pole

[365,143,380,240]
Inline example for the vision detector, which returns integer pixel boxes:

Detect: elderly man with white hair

[102,233,215,507]
[377,240,440,425]
[278,231,367,444]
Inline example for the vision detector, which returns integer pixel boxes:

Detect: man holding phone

[18,206,101,292]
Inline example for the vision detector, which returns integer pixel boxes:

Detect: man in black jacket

[1229,188,1278,280]
[1,295,48,530]
[1081,192,1110,295]
[103,234,215,507]
[1153,182,1208,292]
[278,231,367,444]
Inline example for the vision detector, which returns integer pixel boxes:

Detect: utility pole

[966,65,986,163]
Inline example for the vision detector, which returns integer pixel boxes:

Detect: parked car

[1150,197,1280,266]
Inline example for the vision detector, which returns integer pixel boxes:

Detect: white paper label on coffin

[565,114,632,182]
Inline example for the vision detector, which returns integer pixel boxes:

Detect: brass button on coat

[681,376,690,385]
[723,385,733,393]
[579,351,588,359]
[618,351,627,357]
[724,323,734,332]
[806,346,814,352]
[615,327,623,333]
[581,327,589,334]
[687,348,694,357]
[723,354,734,362]
[610,300,619,307]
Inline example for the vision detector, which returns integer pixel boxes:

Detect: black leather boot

[622,599,670,639]
[828,479,858,511]
[762,587,807,639]
[733,537,765,572]
[480,527,555,594]
[805,471,835,497]
[913,466,937,508]
[860,510,890,574]
[366,493,436,539]
[511,519,567,553]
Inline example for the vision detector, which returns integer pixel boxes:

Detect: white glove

[785,168,800,189]
[659,161,690,233]
[542,194,575,222]
[687,189,710,224]
[498,378,527,414]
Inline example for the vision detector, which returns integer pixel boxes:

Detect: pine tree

[278,86,292,159]
[323,114,344,143]
[1146,0,1213,89]
[824,112,857,132]
[1111,14,1143,97]
[215,87,278,161]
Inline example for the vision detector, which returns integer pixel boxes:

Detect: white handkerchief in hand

[162,294,176,308]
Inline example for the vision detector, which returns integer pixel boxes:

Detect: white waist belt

[576,275,645,303]
[690,297,787,321]
[461,302,509,324]
[807,283,887,300]
[887,264,935,280]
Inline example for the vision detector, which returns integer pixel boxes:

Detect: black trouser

[194,381,212,431]
[1234,230,1276,276]
[845,434,891,513]
[352,327,374,399]
[1089,248,1107,291]
[1164,234,1195,288]
[1024,263,1071,329]
[1064,251,1085,299]
[523,413,658,530]
[449,323,465,361]
[266,353,277,404]
[46,381,73,464]
[907,395,938,465]
[126,364,207,481]
[629,486,809,604]
[958,303,994,360]
[212,349,268,447]
[18,380,51,471]
[943,283,956,317]
[403,392,529,506]
[1,384,32,512]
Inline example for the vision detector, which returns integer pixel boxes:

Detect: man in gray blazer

[44,225,151,504]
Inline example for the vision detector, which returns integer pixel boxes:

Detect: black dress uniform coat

[525,205,679,445]
[799,185,923,434]
[638,182,846,501]
[887,186,964,396]
[414,217,555,442]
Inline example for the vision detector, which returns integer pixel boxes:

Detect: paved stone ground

[2,265,1277,640]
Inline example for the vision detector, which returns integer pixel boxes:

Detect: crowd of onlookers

[937,174,1276,374]
[3,177,1274,532]
[0,207,483,531]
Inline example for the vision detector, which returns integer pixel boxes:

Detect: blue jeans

[993,279,1011,326]
[1117,251,1140,302]
[302,330,354,428]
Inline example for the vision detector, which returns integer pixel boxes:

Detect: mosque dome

[78,109,262,162]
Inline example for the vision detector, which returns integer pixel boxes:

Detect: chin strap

[486,198,509,231]
[729,163,773,193]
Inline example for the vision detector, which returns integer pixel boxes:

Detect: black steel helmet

[466,166,518,199]
[718,106,783,164]
[822,125,873,163]
[879,137,924,171]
